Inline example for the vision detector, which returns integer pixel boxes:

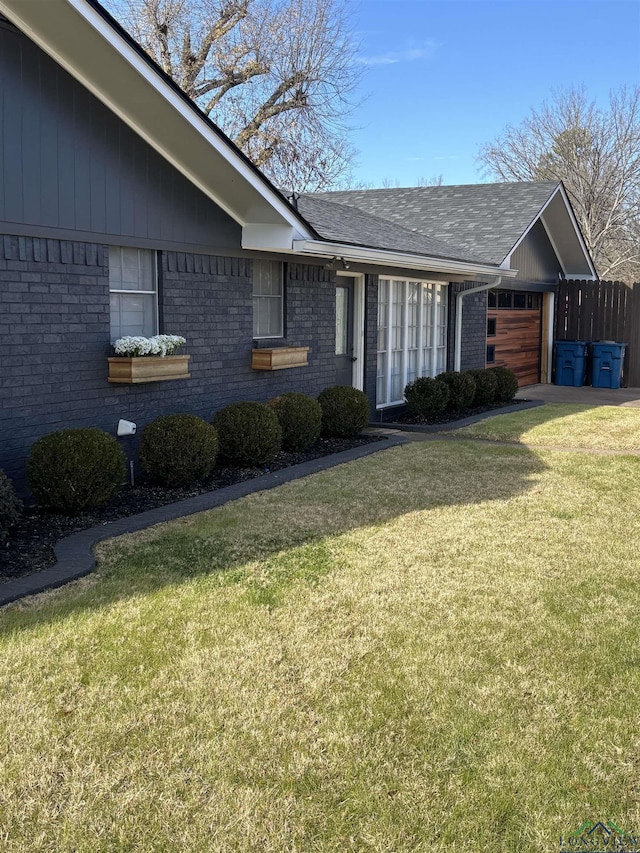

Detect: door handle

[350,356,358,362]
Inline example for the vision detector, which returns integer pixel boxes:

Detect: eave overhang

[0,0,315,250]
[292,239,519,279]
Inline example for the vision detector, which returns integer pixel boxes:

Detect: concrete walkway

[517,383,640,407]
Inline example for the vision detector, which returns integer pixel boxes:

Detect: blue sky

[349,0,640,187]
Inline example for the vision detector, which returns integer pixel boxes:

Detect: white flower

[113,335,186,357]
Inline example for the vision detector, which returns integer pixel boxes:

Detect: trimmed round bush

[318,386,370,437]
[467,368,498,407]
[436,371,476,414]
[268,393,322,451]
[27,428,126,514]
[490,366,519,403]
[140,414,219,487]
[0,469,22,541]
[213,402,282,467]
[404,376,450,420]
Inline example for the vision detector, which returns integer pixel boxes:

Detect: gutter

[292,239,519,280]
[454,277,504,372]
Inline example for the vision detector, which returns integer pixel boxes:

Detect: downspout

[454,276,503,372]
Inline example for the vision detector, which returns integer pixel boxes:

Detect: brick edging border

[374,399,546,434]
[0,436,407,608]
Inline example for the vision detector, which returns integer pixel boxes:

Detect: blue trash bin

[590,341,626,389]
[554,341,589,387]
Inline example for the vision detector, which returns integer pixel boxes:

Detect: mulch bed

[381,398,527,426]
[0,435,383,585]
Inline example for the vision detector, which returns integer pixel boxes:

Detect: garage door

[486,290,542,386]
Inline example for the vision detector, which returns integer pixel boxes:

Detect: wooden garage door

[486,291,542,386]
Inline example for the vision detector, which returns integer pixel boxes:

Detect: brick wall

[0,235,339,493]
[364,274,379,416]
[447,282,488,371]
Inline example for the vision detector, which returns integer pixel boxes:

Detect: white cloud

[358,41,439,67]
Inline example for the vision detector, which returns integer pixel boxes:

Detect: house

[302,183,597,388]
[0,0,594,491]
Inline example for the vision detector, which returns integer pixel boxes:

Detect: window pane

[253,260,282,296]
[253,296,283,338]
[109,247,155,292]
[110,292,156,342]
[391,349,403,402]
[513,293,526,309]
[377,352,387,405]
[377,280,389,352]
[335,286,349,355]
[253,261,283,337]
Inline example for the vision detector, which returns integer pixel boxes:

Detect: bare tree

[478,86,640,282]
[103,0,360,191]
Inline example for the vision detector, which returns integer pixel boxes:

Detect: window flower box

[108,354,191,384]
[108,335,190,384]
[251,346,309,371]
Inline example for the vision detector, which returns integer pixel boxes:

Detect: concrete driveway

[517,384,640,407]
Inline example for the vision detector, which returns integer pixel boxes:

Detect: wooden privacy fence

[555,279,640,387]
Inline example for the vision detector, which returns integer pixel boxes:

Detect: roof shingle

[304,181,561,265]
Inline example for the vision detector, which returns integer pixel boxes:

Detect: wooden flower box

[251,346,309,371]
[108,354,191,384]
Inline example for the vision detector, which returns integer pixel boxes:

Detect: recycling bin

[590,341,626,389]
[554,341,589,387]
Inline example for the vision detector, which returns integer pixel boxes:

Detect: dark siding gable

[0,20,241,250]
[511,219,563,284]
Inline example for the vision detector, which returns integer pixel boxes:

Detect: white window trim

[376,278,448,409]
[109,247,159,343]
[252,260,284,339]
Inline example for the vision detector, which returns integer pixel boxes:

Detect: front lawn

[1,434,640,851]
[453,402,640,449]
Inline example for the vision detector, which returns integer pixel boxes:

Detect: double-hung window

[109,247,158,342]
[376,278,447,407]
[253,260,283,338]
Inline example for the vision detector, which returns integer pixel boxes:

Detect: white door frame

[337,271,365,390]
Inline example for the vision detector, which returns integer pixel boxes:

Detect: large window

[253,260,283,338]
[376,278,447,407]
[109,247,157,342]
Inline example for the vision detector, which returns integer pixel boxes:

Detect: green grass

[453,402,640,450]
[1,432,640,851]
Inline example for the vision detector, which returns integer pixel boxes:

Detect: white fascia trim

[1,0,313,238]
[242,224,301,251]
[292,240,518,279]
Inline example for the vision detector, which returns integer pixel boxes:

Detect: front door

[335,280,355,386]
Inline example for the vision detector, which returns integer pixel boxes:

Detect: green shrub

[317,386,370,437]
[268,393,322,451]
[436,371,476,414]
[490,366,519,403]
[213,402,282,466]
[27,428,126,514]
[467,369,498,407]
[140,414,218,487]
[0,470,22,541]
[404,376,450,420]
